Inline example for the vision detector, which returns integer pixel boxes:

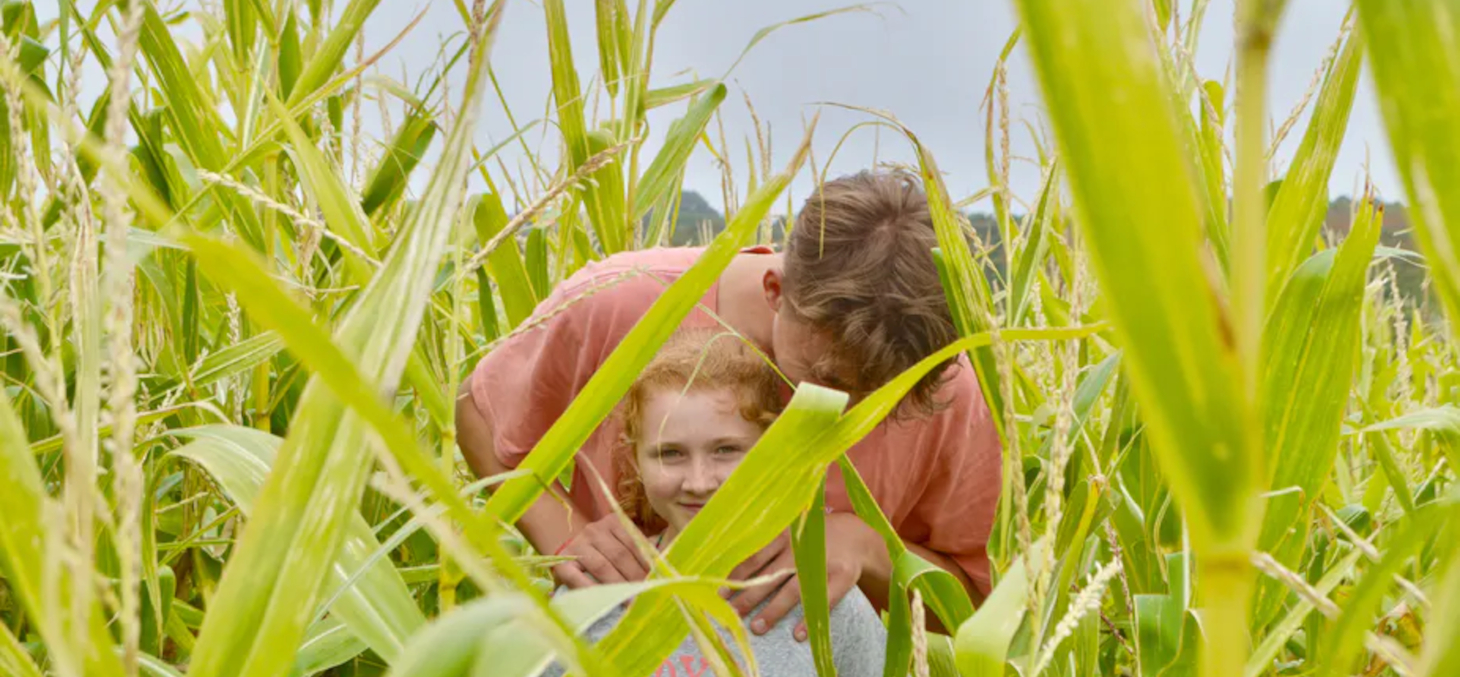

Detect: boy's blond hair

[614,329,783,532]
[782,170,959,416]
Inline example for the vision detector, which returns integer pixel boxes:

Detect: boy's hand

[553,515,650,589]
[727,513,875,641]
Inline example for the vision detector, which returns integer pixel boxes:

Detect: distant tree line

[652,191,1431,310]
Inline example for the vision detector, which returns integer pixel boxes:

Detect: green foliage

[2,2,1460,677]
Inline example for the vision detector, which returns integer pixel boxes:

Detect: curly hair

[781,170,961,417]
[613,329,784,533]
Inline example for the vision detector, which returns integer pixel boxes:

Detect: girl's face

[635,386,764,536]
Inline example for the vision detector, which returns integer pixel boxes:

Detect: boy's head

[763,170,958,415]
[616,329,783,535]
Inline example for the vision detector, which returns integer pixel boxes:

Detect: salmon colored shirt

[468,246,1002,595]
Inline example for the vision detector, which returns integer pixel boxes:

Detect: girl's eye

[715,445,742,455]
[655,447,683,460]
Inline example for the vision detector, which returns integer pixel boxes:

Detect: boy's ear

[762,268,784,312]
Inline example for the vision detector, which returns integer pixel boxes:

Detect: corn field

[2,0,1459,675]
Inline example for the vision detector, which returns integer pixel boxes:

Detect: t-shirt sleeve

[916,364,1003,599]
[831,588,889,677]
[467,269,660,469]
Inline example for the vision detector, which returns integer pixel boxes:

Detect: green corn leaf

[954,549,1032,677]
[0,617,41,677]
[475,267,502,341]
[268,72,453,429]
[1357,405,1460,441]
[544,0,628,254]
[1245,546,1364,677]
[1320,501,1452,675]
[135,1,264,245]
[1013,0,1255,556]
[362,109,438,218]
[791,483,835,677]
[183,7,503,674]
[284,0,384,108]
[1007,162,1060,326]
[224,0,258,65]
[31,404,212,457]
[632,82,727,220]
[1418,524,1460,675]
[526,224,552,298]
[1253,196,1381,625]
[293,617,368,677]
[469,192,539,328]
[278,10,303,99]
[138,652,184,677]
[884,550,976,677]
[1134,594,1198,677]
[1264,29,1364,305]
[645,78,718,110]
[387,594,537,677]
[594,0,628,97]
[141,331,284,402]
[0,386,124,677]
[166,425,426,664]
[492,580,742,677]
[267,90,376,277]
[1356,0,1460,342]
[483,137,810,523]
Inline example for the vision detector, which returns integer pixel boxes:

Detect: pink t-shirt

[468,246,1002,595]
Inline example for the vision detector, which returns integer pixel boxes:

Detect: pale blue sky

[374,0,1393,212]
[43,1,1392,214]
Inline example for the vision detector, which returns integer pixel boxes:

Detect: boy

[455,171,1002,640]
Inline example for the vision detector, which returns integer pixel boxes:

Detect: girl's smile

[636,388,763,537]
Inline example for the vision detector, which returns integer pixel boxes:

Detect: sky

[369,0,1391,213]
[43,1,1391,215]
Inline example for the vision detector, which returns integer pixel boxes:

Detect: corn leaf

[166,425,426,664]
[1320,501,1451,675]
[469,192,539,328]
[183,7,501,673]
[954,549,1032,677]
[544,0,628,254]
[1264,30,1364,305]
[1245,547,1364,677]
[1013,0,1254,556]
[631,82,727,220]
[0,385,124,677]
[790,483,835,677]
[293,617,368,677]
[0,582,42,677]
[283,0,384,108]
[362,110,437,218]
[1356,0,1460,342]
[1252,196,1381,626]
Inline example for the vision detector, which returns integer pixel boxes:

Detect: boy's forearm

[455,384,589,555]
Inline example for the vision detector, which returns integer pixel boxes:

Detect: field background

[2,1,1459,677]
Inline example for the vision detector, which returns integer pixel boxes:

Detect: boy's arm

[455,384,648,586]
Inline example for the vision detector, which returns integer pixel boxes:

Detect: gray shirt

[543,586,888,677]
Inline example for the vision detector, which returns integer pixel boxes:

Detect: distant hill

[644,190,783,247]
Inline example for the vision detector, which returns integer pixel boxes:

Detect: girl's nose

[683,457,720,494]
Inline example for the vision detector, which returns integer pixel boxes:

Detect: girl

[550,328,887,677]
